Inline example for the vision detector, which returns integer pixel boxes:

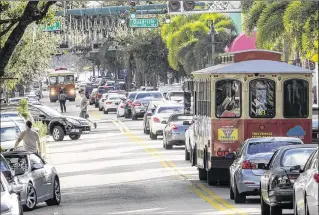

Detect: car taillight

[242,160,257,169]
[314,173,319,183]
[171,124,178,130]
[133,101,141,106]
[105,101,112,104]
[128,100,132,106]
[153,117,160,123]
[120,105,124,108]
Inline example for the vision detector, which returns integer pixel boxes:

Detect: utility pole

[210,21,217,66]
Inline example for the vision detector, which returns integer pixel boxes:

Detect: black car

[258,144,317,215]
[1,104,91,141]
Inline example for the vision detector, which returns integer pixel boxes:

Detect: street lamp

[208,21,218,66]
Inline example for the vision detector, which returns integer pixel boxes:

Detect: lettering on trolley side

[251,132,273,138]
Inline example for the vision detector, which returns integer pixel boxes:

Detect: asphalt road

[26,92,294,215]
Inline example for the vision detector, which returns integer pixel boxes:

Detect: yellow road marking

[112,120,246,214]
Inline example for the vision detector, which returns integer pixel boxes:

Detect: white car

[149,104,184,140]
[293,147,318,215]
[117,99,126,117]
[98,93,109,111]
[166,91,184,102]
[103,95,123,114]
[0,172,23,215]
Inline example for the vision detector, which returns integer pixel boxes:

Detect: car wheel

[234,181,246,203]
[230,184,235,200]
[198,168,207,180]
[270,206,282,215]
[90,101,93,105]
[132,114,137,120]
[261,194,270,215]
[50,99,57,103]
[52,126,65,141]
[185,146,190,160]
[150,131,157,140]
[99,106,103,111]
[164,141,172,149]
[69,98,75,102]
[46,177,61,206]
[104,109,108,114]
[304,195,309,215]
[18,195,23,215]
[23,183,37,211]
[69,134,81,140]
[95,102,99,108]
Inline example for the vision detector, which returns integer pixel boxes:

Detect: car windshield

[170,92,184,97]
[247,141,301,155]
[170,115,192,122]
[9,98,27,104]
[136,93,163,100]
[1,126,20,142]
[157,106,184,114]
[36,105,62,117]
[128,93,137,100]
[4,155,28,173]
[0,157,10,172]
[0,113,19,118]
[281,148,315,167]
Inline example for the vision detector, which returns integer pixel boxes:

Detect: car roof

[156,104,184,108]
[278,144,318,150]
[136,91,161,94]
[0,111,19,115]
[246,137,303,143]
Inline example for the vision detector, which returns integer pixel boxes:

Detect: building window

[215,79,241,118]
[283,79,309,118]
[249,79,276,118]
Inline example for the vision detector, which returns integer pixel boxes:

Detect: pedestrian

[13,121,41,155]
[58,89,67,113]
[79,90,97,129]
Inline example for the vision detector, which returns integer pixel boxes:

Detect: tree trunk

[283,39,290,63]
[0,1,55,77]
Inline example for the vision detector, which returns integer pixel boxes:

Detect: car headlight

[66,118,80,125]
[70,89,75,94]
[50,90,55,95]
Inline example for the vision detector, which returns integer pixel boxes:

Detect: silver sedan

[228,137,303,204]
[3,151,61,211]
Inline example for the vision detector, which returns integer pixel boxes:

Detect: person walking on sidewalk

[59,89,67,113]
[13,121,41,155]
[79,90,97,128]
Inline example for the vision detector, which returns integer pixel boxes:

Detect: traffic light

[167,1,195,13]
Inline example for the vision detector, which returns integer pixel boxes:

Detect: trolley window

[215,79,241,118]
[249,79,275,118]
[283,79,309,118]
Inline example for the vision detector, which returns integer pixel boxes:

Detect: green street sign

[44,21,61,32]
[129,18,158,28]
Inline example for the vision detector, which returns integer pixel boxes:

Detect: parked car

[124,92,137,118]
[25,95,41,105]
[0,172,23,215]
[149,104,184,140]
[163,114,192,149]
[142,100,167,135]
[228,137,304,204]
[8,97,28,105]
[3,151,61,211]
[0,111,30,131]
[28,105,91,141]
[131,91,164,120]
[165,91,184,102]
[89,88,98,105]
[103,94,123,114]
[259,144,317,215]
[293,147,318,215]
[98,93,109,111]
[0,119,22,151]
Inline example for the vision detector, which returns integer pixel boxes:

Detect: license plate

[140,110,145,112]
[115,102,119,105]
[83,131,90,134]
[71,129,80,132]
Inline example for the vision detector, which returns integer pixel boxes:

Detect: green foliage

[33,121,47,138]
[17,98,30,120]
[162,13,237,74]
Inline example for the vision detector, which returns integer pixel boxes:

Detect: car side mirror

[161,120,167,124]
[183,121,191,125]
[290,165,301,173]
[9,184,23,194]
[225,152,236,159]
[257,163,267,170]
[2,170,13,181]
[14,168,24,176]
[31,163,43,171]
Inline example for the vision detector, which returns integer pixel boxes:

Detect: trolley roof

[192,60,313,75]
[48,70,75,76]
